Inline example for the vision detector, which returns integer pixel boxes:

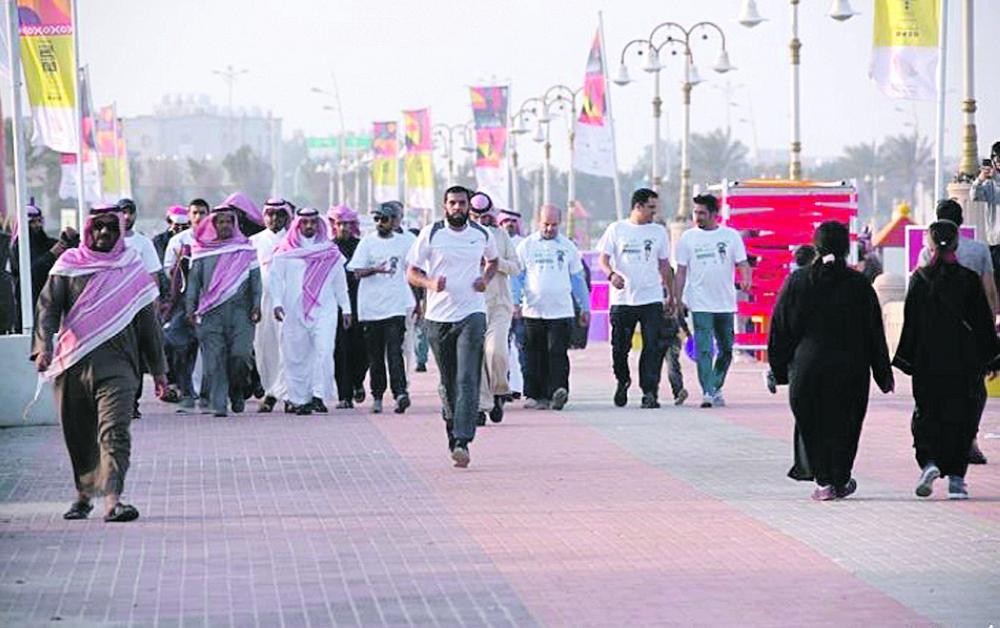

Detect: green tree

[223,145,273,203]
[689,129,750,186]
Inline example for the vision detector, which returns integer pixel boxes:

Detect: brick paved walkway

[1,345,998,626]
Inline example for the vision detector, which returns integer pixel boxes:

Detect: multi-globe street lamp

[432,122,475,187]
[615,21,734,219]
[738,0,857,181]
[510,97,548,215]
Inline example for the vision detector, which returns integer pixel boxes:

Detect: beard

[446,212,468,228]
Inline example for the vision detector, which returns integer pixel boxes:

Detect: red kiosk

[712,180,859,351]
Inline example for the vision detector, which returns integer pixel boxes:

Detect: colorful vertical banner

[58,67,101,202]
[403,109,434,210]
[869,0,939,100]
[17,0,78,153]
[469,86,509,207]
[96,105,120,196]
[372,121,399,203]
[574,29,616,177]
[117,123,132,198]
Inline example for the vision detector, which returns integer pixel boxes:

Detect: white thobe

[251,228,287,400]
[270,241,351,405]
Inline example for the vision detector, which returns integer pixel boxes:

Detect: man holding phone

[971,141,1000,244]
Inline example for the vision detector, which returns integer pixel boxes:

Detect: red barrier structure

[713,180,858,349]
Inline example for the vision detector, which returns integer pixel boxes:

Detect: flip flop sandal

[104,503,140,523]
[63,500,93,520]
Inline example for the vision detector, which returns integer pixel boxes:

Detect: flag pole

[599,11,624,221]
[7,0,34,332]
[933,0,948,204]
[70,0,84,225]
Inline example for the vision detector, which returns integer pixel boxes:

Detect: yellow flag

[870,0,939,100]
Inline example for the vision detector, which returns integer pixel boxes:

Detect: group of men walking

[18,179,1000,521]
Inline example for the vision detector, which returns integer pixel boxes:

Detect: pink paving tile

[370,403,929,626]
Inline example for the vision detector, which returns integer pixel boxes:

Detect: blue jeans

[426,312,486,443]
[691,311,734,397]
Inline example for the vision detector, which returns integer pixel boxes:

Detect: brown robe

[33,274,166,496]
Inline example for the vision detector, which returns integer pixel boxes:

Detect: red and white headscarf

[43,205,158,380]
[191,205,259,316]
[273,208,342,321]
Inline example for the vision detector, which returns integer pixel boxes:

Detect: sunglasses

[374,215,392,223]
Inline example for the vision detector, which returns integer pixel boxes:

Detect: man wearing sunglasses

[347,202,415,414]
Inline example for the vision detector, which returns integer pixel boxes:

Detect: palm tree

[689,128,750,186]
[223,145,273,202]
[878,133,933,207]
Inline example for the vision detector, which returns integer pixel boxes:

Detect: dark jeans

[510,317,527,374]
[692,311,734,396]
[523,317,572,401]
[363,316,408,399]
[610,303,665,395]
[426,312,486,443]
[334,308,368,401]
[164,310,197,398]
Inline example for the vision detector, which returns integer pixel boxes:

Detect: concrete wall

[0,335,57,427]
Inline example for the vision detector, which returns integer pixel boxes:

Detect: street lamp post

[433,122,474,187]
[312,80,348,203]
[511,98,547,218]
[616,21,734,219]
[542,84,583,216]
[213,65,248,150]
[739,0,857,180]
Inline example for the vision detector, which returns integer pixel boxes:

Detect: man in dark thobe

[11,200,75,315]
[185,205,262,417]
[328,205,369,408]
[32,205,166,522]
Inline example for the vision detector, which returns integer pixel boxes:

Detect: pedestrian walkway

[1,345,997,626]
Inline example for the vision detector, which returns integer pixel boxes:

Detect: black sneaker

[835,478,857,499]
[969,443,988,465]
[614,379,630,407]
[259,395,277,413]
[294,404,312,416]
[415,363,427,372]
[489,396,504,423]
[640,393,660,409]
[353,387,366,404]
[335,399,353,409]
[231,397,245,413]
[311,397,328,413]
[551,388,569,411]
[394,393,411,414]
[477,411,487,426]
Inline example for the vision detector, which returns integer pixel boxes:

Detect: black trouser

[610,303,665,395]
[912,393,976,479]
[363,316,408,399]
[334,307,368,401]
[523,317,572,401]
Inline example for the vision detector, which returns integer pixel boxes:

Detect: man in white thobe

[270,208,352,415]
[251,198,292,412]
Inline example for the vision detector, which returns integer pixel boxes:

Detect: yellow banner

[873,0,939,48]
[18,0,78,153]
[404,153,434,209]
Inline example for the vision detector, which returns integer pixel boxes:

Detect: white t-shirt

[347,231,416,321]
[126,232,162,274]
[517,233,583,319]
[163,229,195,272]
[597,220,670,307]
[676,225,747,313]
[407,221,498,323]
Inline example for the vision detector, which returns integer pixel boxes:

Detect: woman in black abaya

[768,221,894,501]
[893,220,1000,500]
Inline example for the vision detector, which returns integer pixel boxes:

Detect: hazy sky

[77,0,999,171]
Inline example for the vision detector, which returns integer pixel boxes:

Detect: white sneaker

[915,464,940,497]
[712,393,726,407]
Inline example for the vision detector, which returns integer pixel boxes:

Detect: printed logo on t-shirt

[621,238,655,263]
[716,242,728,262]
